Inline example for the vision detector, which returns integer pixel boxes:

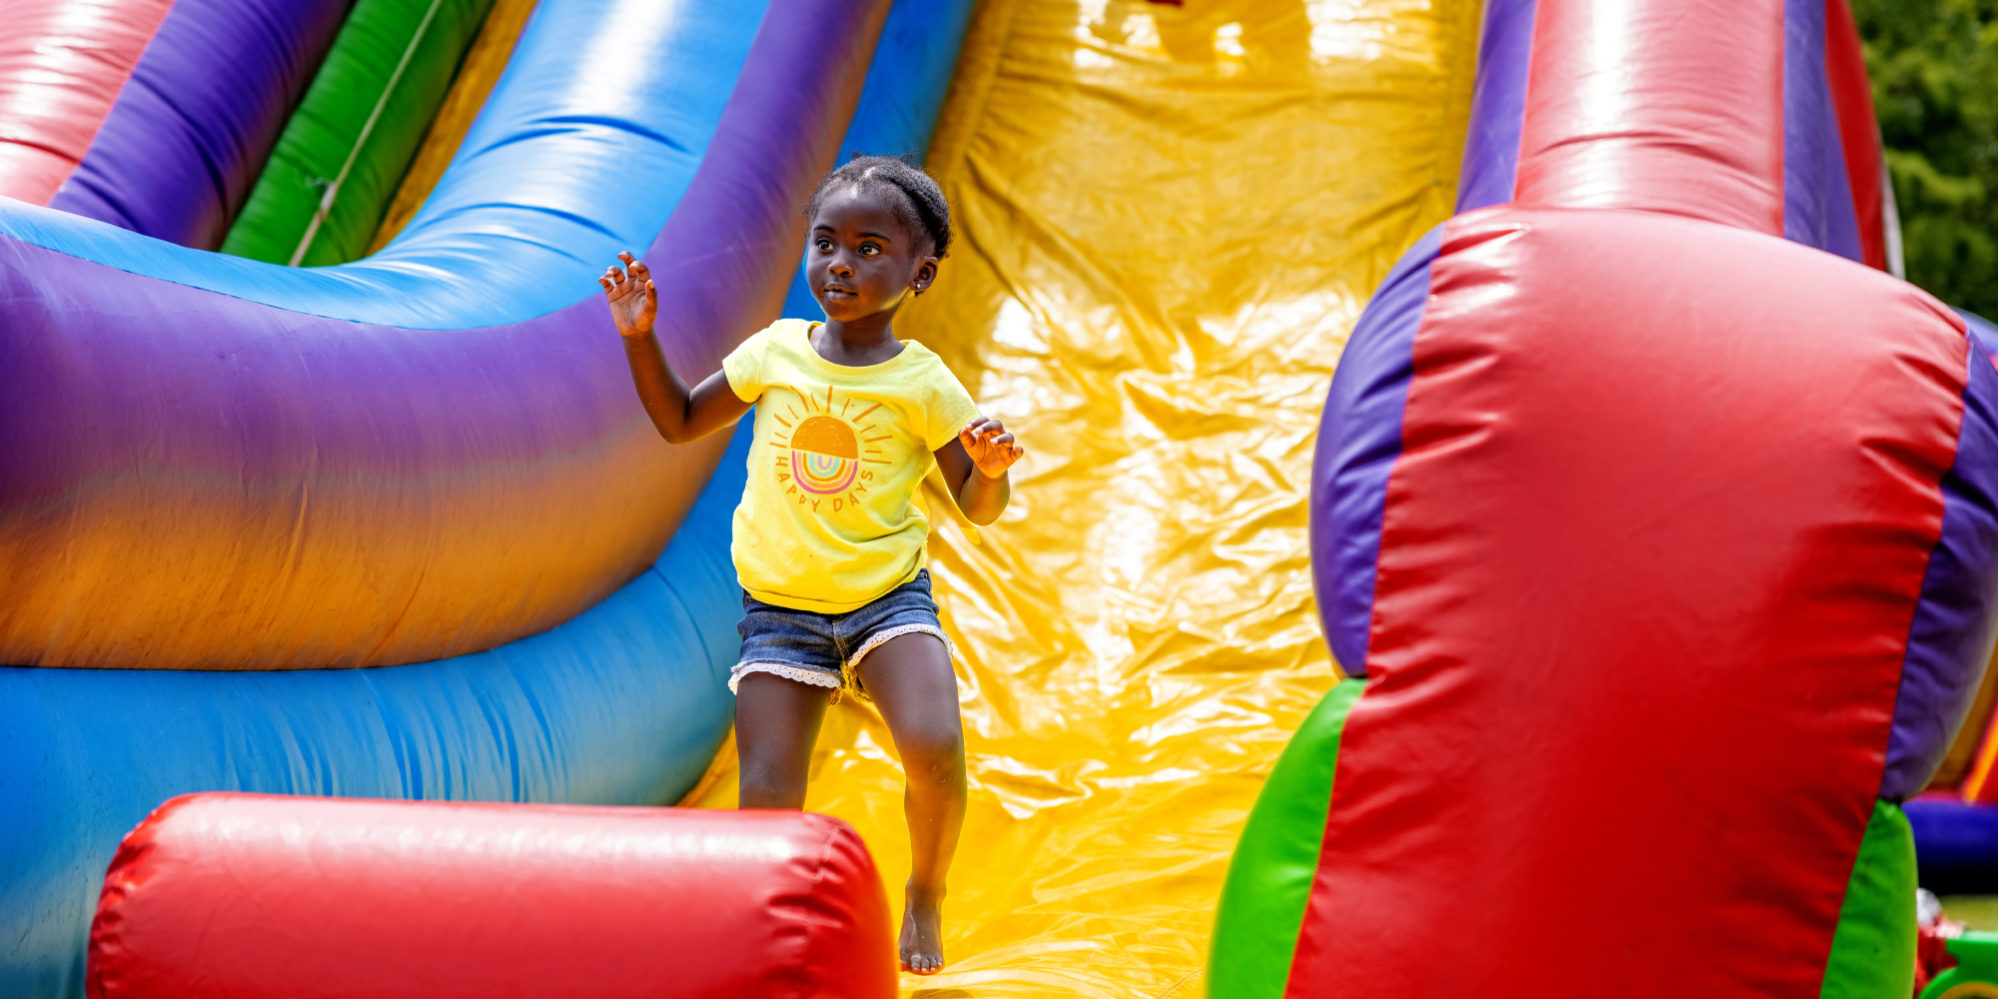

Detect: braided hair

[804,154,952,259]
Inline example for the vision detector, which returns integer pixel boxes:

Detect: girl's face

[807,184,937,324]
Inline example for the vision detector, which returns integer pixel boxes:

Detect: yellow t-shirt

[722,318,982,613]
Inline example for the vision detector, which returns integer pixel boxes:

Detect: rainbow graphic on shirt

[772,387,891,502]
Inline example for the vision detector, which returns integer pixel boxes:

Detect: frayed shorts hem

[728,624,953,701]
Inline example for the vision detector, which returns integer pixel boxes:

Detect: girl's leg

[853,633,965,974]
[734,672,832,809]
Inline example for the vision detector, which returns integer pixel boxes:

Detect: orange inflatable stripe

[1963,706,1998,804]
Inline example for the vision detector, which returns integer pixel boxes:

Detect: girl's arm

[602,252,750,444]
[934,417,1024,526]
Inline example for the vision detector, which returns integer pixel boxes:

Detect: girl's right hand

[599,251,657,338]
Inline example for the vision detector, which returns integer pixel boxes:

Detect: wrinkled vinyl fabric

[366,0,538,253]
[87,796,896,999]
[220,0,498,265]
[690,0,1483,993]
[1283,0,1997,994]
[0,1,974,995]
[47,0,354,248]
[0,0,176,205]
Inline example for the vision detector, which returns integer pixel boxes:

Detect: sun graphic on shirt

[770,387,892,498]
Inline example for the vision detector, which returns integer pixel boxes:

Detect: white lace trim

[728,660,841,694]
[728,629,955,701]
[846,624,954,676]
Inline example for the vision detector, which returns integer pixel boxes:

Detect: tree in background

[1852,0,1998,318]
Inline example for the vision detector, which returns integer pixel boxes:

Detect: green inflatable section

[1919,931,1998,998]
[1820,800,1917,998]
[1209,678,1367,999]
[221,0,496,266]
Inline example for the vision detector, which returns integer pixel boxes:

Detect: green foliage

[1851,0,1998,318]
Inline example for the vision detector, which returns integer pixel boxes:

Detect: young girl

[598,156,1021,974]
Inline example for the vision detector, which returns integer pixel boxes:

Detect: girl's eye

[814,239,832,252]
[860,243,879,256]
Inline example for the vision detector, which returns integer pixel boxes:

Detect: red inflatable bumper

[87,794,895,999]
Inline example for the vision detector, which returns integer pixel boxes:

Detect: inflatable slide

[682,0,1486,994]
[0,0,975,994]
[9,0,1989,995]
[1216,0,1998,995]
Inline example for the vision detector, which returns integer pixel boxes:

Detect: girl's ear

[912,256,939,296]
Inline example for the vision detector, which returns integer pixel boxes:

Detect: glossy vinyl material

[1820,801,1918,998]
[220,0,498,265]
[1782,0,1866,265]
[1938,657,1998,792]
[1934,303,1998,812]
[1296,205,1979,995]
[0,0,884,669]
[1310,226,1442,677]
[86,795,895,999]
[366,0,538,254]
[1285,0,1998,990]
[1514,0,1785,233]
[0,0,751,331]
[1822,0,1890,271]
[687,1,1484,995]
[1208,679,1365,999]
[1459,0,1897,266]
[46,0,353,248]
[1453,0,1533,214]
[0,0,976,989]
[0,0,177,205]
[1880,318,1998,801]
[0,423,746,999]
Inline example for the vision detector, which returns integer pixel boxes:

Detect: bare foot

[900,883,946,974]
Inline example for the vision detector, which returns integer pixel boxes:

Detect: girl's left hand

[960,417,1024,478]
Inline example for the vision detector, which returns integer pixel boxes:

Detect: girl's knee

[898,726,964,782]
[738,761,809,809]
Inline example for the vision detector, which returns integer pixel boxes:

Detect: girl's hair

[805,154,952,259]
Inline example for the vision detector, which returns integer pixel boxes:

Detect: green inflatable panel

[1919,931,1998,998]
[1209,678,1366,999]
[1820,799,1918,998]
[221,0,496,266]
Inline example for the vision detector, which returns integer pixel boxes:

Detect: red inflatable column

[87,794,896,999]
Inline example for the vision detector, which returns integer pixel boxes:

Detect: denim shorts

[730,569,952,700]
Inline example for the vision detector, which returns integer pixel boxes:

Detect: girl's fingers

[618,250,636,264]
[991,433,1014,446]
[643,279,657,308]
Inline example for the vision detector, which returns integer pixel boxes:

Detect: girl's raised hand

[959,417,1024,478]
[598,251,657,338]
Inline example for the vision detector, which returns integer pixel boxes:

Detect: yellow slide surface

[693,1,1482,993]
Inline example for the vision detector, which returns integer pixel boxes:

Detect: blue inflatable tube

[0,428,747,998]
[0,0,762,329]
[0,0,975,995]
[1909,798,1998,894]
